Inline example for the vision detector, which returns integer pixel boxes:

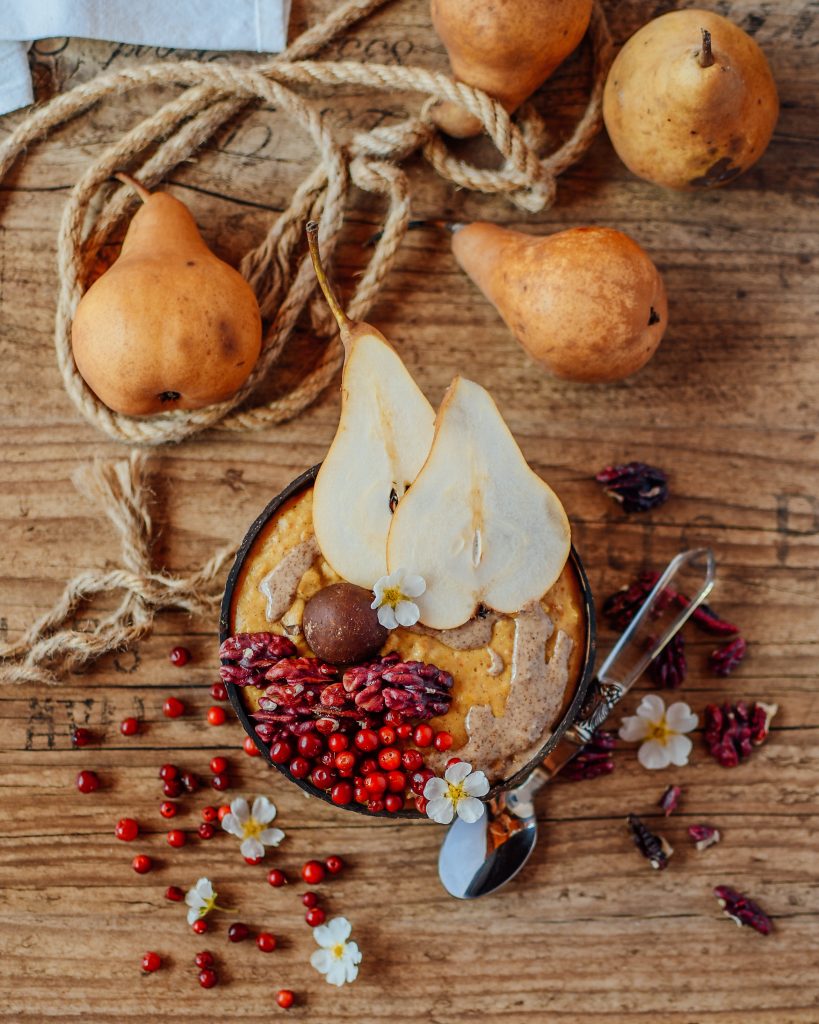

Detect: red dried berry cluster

[703,701,777,767]
[595,462,669,514]
[565,729,616,781]
[713,885,771,935]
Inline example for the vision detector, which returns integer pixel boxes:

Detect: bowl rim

[219,464,597,819]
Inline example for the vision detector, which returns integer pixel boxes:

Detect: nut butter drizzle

[259,536,320,622]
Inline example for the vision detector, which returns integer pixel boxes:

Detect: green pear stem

[699,28,714,68]
[114,171,151,203]
[306,220,353,347]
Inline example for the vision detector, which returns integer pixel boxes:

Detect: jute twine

[0,0,612,685]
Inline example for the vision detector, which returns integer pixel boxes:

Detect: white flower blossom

[423,760,488,824]
[310,917,362,986]
[184,877,225,926]
[371,568,426,629]
[221,795,285,859]
[619,693,698,770]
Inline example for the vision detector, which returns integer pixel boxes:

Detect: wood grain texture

[0,0,817,1020]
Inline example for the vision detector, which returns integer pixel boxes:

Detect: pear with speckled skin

[603,9,778,190]
[71,173,262,416]
[451,222,667,383]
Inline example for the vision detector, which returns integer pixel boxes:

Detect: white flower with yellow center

[220,795,285,859]
[185,877,227,926]
[619,693,698,770]
[310,916,362,986]
[423,760,489,824]
[371,568,426,629]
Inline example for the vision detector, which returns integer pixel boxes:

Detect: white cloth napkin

[0,0,292,116]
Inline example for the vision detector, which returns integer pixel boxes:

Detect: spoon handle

[540,548,716,779]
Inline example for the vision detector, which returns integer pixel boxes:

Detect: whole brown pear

[603,9,778,189]
[71,175,262,416]
[431,0,592,138]
[451,223,667,383]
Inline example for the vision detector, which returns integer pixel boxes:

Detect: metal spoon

[438,548,716,899]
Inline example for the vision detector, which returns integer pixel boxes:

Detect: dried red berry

[595,462,669,513]
[688,824,721,851]
[713,885,771,935]
[658,784,682,817]
[169,645,191,667]
[648,634,687,690]
[678,598,740,637]
[704,701,777,767]
[602,572,661,630]
[565,729,615,782]
[219,632,298,688]
[709,636,747,676]
[626,813,672,870]
[165,885,184,902]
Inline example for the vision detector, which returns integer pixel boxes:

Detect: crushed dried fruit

[658,784,682,816]
[565,729,615,781]
[709,636,748,677]
[713,885,771,935]
[602,572,660,630]
[688,824,721,851]
[648,634,687,690]
[704,701,778,767]
[595,462,669,513]
[219,633,299,688]
[626,813,673,870]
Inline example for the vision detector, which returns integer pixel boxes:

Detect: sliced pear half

[307,222,435,589]
[387,376,570,629]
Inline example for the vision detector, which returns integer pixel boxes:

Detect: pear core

[229,485,586,784]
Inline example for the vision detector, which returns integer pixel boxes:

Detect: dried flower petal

[704,701,776,767]
[659,785,682,816]
[565,730,616,781]
[595,462,669,513]
[688,824,721,851]
[626,813,673,870]
[710,636,748,677]
[648,634,687,690]
[713,885,771,935]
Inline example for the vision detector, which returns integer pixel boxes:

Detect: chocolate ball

[302,583,388,665]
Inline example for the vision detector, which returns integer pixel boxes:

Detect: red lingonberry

[367,798,385,813]
[289,757,311,779]
[165,885,184,902]
[414,795,428,814]
[364,772,387,797]
[305,907,326,927]
[434,731,453,752]
[132,854,152,874]
[301,860,325,885]
[324,855,344,875]
[76,769,100,794]
[169,645,191,667]
[163,778,183,798]
[198,967,218,988]
[354,784,368,804]
[409,768,434,795]
[327,733,349,753]
[210,681,228,701]
[331,782,353,805]
[276,990,294,1009]
[243,735,261,757]
[209,756,228,774]
[194,951,214,969]
[115,818,139,841]
[401,749,423,772]
[207,706,226,726]
[201,805,218,823]
[192,919,208,934]
[257,932,277,952]
[167,829,186,848]
[244,855,263,865]
[217,804,231,821]
[141,951,161,973]
[413,724,433,747]
[354,729,379,753]
[159,763,179,781]
[301,892,319,908]
[396,723,413,739]
[384,793,404,813]
[383,710,404,726]
[359,757,378,776]
[378,747,401,772]
[180,770,199,793]
[120,717,139,737]
[310,767,334,790]
[446,757,462,769]
[378,726,397,746]
[297,733,323,758]
[163,697,185,719]
[70,726,93,747]
[270,740,293,764]
[198,823,215,840]
[386,770,406,793]
[267,868,287,888]
[334,751,357,776]
[210,773,230,792]
[228,922,249,942]
[160,800,177,819]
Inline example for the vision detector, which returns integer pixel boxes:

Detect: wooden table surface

[1,1,817,1020]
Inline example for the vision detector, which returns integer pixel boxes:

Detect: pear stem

[114,171,152,203]
[699,28,714,68]
[306,220,353,340]
[366,218,466,246]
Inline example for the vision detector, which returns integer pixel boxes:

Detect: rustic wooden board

[0,0,817,1020]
